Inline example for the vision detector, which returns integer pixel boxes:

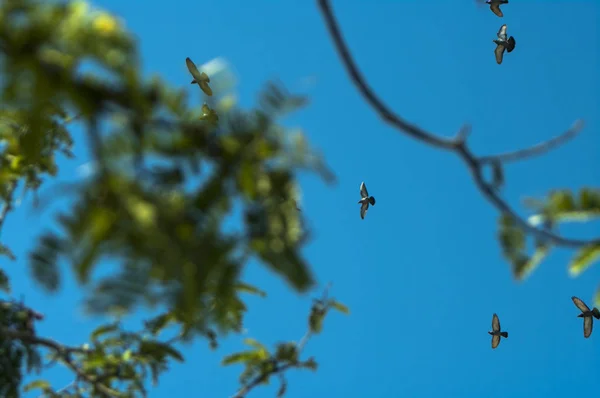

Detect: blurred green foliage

[0,0,341,396]
[498,188,600,304]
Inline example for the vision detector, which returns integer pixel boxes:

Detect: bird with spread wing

[493,24,516,64]
[488,313,508,349]
[186,57,213,96]
[572,296,600,338]
[358,182,376,220]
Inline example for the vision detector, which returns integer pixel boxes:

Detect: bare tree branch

[480,120,584,164]
[316,0,598,249]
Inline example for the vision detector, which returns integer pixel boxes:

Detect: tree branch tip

[454,124,472,145]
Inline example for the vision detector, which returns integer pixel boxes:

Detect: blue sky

[2,1,599,397]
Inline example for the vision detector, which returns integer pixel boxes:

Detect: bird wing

[490,3,503,17]
[360,182,369,198]
[360,202,369,219]
[506,36,516,53]
[572,296,591,313]
[186,57,204,82]
[491,334,500,349]
[492,313,500,332]
[497,24,507,38]
[199,80,213,96]
[583,316,593,338]
[494,44,505,64]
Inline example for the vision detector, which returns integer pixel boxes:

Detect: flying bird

[358,182,376,220]
[571,296,600,338]
[493,24,516,65]
[486,0,509,17]
[488,313,508,349]
[186,57,213,96]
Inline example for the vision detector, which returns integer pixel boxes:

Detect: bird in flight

[571,296,600,338]
[358,182,376,220]
[488,313,508,349]
[493,24,516,64]
[486,0,509,18]
[186,57,213,96]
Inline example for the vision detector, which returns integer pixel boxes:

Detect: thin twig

[231,285,333,398]
[230,332,311,398]
[0,328,120,397]
[480,120,584,164]
[316,0,598,248]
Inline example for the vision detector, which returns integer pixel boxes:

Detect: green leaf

[22,380,51,393]
[512,245,551,281]
[221,350,265,366]
[548,190,576,213]
[0,243,16,260]
[301,357,318,371]
[139,341,184,363]
[91,323,119,341]
[308,306,325,334]
[235,282,267,298]
[243,338,268,351]
[329,300,350,315]
[0,269,10,293]
[579,188,600,211]
[274,342,298,362]
[569,244,600,277]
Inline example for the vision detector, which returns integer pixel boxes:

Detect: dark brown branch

[480,120,584,164]
[0,328,120,397]
[316,0,599,249]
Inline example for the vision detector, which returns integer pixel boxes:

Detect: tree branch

[0,328,121,397]
[479,120,584,164]
[316,0,598,248]
[229,284,335,398]
[230,331,313,398]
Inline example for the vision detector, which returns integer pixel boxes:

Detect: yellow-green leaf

[512,245,551,281]
[329,300,350,315]
[221,350,265,366]
[91,323,119,341]
[235,282,267,298]
[23,380,51,393]
[569,244,600,277]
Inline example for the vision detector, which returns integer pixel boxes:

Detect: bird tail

[191,80,197,84]
[501,332,508,338]
[369,197,376,206]
[593,308,600,320]
[357,199,363,204]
